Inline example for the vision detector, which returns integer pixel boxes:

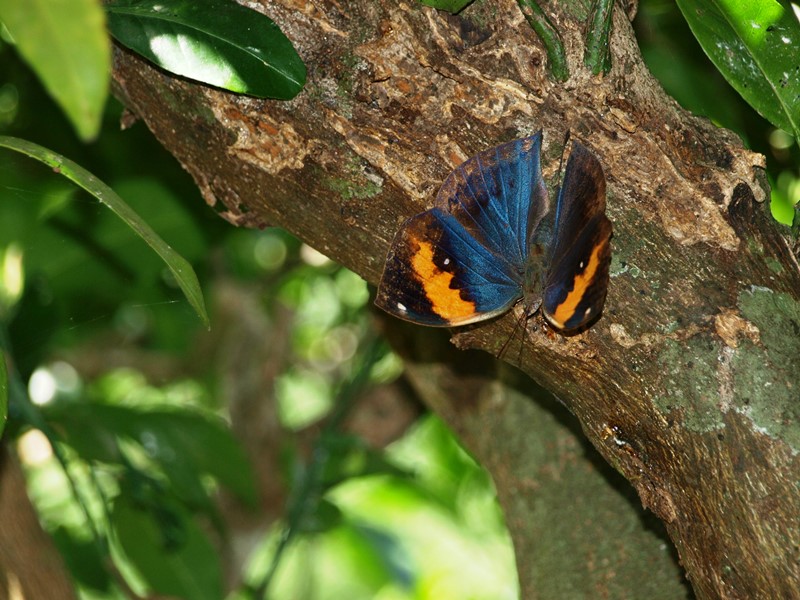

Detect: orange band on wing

[411,240,476,320]
[549,241,605,328]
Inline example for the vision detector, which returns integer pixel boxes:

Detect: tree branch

[111,1,800,597]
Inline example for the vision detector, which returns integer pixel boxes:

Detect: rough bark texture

[111,1,800,598]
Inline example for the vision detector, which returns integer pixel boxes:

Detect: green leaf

[45,403,257,506]
[517,0,569,82]
[418,0,474,12]
[0,351,6,439]
[318,432,407,489]
[105,0,306,99]
[295,498,343,534]
[0,136,209,327]
[51,527,114,594]
[131,410,258,507]
[0,0,110,140]
[676,0,800,138]
[112,494,223,600]
[46,403,124,465]
[770,193,794,225]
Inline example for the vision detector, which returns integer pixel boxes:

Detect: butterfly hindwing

[375,209,522,326]
[543,142,612,331]
[548,141,607,267]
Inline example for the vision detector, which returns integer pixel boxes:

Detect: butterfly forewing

[439,134,548,270]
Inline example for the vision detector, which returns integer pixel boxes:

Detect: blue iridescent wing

[438,133,549,269]
[376,133,548,326]
[542,142,612,331]
[375,209,522,326]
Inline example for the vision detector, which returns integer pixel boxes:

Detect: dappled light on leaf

[106,0,306,99]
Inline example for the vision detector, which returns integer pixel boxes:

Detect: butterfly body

[375,132,611,333]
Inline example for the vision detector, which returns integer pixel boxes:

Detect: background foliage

[0,0,797,598]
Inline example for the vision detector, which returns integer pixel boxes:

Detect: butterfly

[374,131,612,333]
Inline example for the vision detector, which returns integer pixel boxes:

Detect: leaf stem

[517,0,569,82]
[249,336,385,599]
[0,136,209,327]
[584,0,615,74]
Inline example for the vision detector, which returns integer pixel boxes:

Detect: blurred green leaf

[45,402,257,506]
[318,432,408,489]
[353,523,414,590]
[0,0,110,140]
[112,494,223,600]
[771,190,792,224]
[295,498,343,534]
[322,524,401,591]
[0,136,209,327]
[47,404,124,464]
[51,527,114,594]
[676,0,800,138]
[418,0,474,12]
[105,0,306,99]
[132,409,258,507]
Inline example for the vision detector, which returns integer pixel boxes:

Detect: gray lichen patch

[733,287,800,451]
[653,288,800,447]
[655,337,726,432]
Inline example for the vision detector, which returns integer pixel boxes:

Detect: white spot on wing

[397,302,407,312]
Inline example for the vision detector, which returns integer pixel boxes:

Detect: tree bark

[111,1,800,598]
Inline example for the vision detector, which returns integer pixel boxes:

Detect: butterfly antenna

[555,129,572,193]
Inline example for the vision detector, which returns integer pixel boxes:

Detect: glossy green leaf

[418,0,474,12]
[676,0,800,138]
[0,136,209,327]
[105,0,306,99]
[112,495,223,600]
[0,0,110,140]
